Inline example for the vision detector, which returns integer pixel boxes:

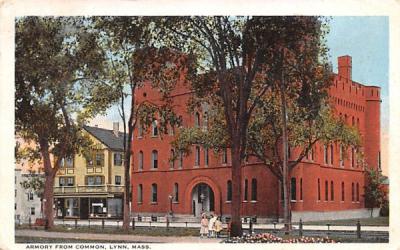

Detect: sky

[90,16,389,175]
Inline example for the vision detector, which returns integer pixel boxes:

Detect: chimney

[113,122,119,137]
[338,55,352,80]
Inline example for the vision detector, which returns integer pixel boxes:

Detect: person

[208,214,217,238]
[200,213,209,238]
[214,216,223,238]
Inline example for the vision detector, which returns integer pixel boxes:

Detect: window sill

[193,165,199,168]
[242,200,248,203]
[316,200,321,203]
[225,201,232,203]
[290,200,297,203]
[172,201,179,204]
[137,136,143,139]
[298,200,303,203]
[151,135,158,138]
[150,168,158,171]
[137,202,143,205]
[340,201,344,203]
[250,200,257,203]
[150,202,158,205]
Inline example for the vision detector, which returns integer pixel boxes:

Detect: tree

[364,168,386,217]
[161,16,335,236]
[92,17,192,230]
[20,172,45,218]
[15,17,106,228]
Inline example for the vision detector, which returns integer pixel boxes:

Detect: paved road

[15,229,222,243]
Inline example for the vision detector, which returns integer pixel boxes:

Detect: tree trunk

[230,143,243,237]
[39,138,56,229]
[122,126,133,230]
[280,48,291,233]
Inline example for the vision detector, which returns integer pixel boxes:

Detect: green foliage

[20,175,45,198]
[364,168,386,209]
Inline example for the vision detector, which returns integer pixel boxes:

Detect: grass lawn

[294,216,389,226]
[15,236,149,243]
[16,225,200,237]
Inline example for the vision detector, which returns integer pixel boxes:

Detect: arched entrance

[191,183,215,217]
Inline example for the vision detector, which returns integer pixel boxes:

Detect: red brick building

[130,55,381,221]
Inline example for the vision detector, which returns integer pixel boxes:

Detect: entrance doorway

[191,183,214,217]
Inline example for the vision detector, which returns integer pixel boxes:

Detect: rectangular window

[115,176,121,185]
[59,177,65,187]
[87,176,104,185]
[138,123,143,137]
[324,145,328,164]
[317,179,321,201]
[138,184,143,203]
[227,180,232,202]
[30,207,35,215]
[331,181,334,201]
[195,146,200,166]
[300,178,303,201]
[325,181,329,201]
[341,182,345,201]
[340,145,344,167]
[291,178,296,201]
[67,177,74,186]
[27,192,33,201]
[204,148,209,166]
[244,179,248,201]
[251,178,257,201]
[351,182,355,201]
[222,148,228,164]
[96,153,103,166]
[114,153,123,166]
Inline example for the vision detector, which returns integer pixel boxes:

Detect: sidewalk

[54,220,389,232]
[15,229,222,243]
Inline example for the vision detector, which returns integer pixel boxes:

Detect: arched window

[138,123,143,137]
[351,182,355,201]
[138,184,143,203]
[341,182,345,201]
[151,150,158,169]
[317,178,321,201]
[170,149,175,169]
[195,112,200,128]
[138,151,144,170]
[203,112,208,130]
[244,179,248,201]
[174,183,179,202]
[339,145,344,167]
[291,178,296,201]
[251,178,257,201]
[195,146,200,166]
[227,180,232,201]
[204,148,209,166]
[331,181,334,201]
[151,183,157,202]
[178,151,183,169]
[356,183,359,202]
[324,145,328,164]
[152,120,158,137]
[325,180,329,201]
[222,148,228,164]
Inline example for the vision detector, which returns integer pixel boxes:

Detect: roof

[83,125,127,151]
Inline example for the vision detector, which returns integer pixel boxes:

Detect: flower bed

[223,233,337,243]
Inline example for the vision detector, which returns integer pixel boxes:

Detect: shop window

[115,175,121,185]
[251,178,257,201]
[151,183,158,203]
[114,153,123,166]
[227,180,232,201]
[291,178,296,201]
[152,150,158,169]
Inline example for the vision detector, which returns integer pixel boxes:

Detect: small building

[15,169,44,224]
[53,123,127,219]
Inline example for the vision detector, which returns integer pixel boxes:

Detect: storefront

[55,196,123,219]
